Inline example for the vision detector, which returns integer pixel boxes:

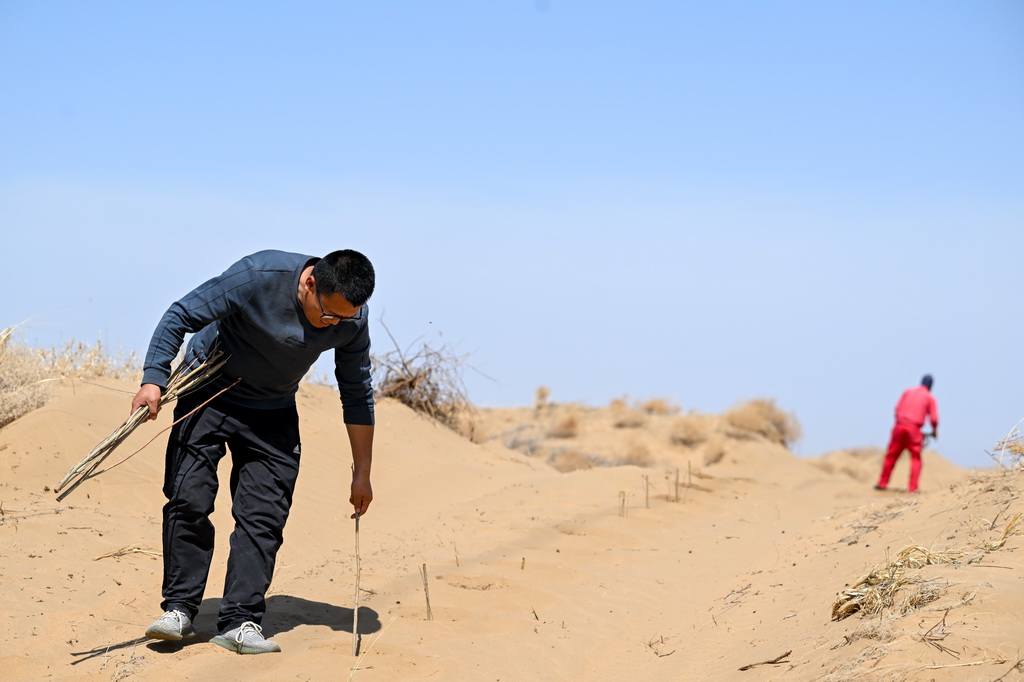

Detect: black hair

[312,249,375,306]
[921,374,933,389]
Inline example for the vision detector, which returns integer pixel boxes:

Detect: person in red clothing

[875,374,939,493]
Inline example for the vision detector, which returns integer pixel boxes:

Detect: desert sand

[1,379,1022,681]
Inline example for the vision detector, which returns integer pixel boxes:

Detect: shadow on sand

[70,594,382,665]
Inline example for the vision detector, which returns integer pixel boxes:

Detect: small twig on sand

[925,658,1007,670]
[738,650,792,671]
[93,546,161,561]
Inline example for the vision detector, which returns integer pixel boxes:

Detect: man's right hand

[131,384,163,421]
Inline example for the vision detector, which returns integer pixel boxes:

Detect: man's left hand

[350,474,373,519]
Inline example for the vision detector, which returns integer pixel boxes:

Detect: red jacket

[894,385,939,430]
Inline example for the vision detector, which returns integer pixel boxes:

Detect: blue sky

[2,1,1022,468]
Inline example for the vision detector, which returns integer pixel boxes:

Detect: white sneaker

[210,621,281,654]
[144,610,197,641]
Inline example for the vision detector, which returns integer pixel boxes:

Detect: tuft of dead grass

[725,398,802,447]
[979,512,1024,551]
[831,545,963,621]
[548,448,593,473]
[640,397,679,416]
[1,326,140,430]
[39,338,139,380]
[610,398,645,429]
[618,442,653,467]
[0,327,55,429]
[832,620,898,649]
[546,412,580,438]
[702,438,727,466]
[669,414,709,448]
[992,419,1024,470]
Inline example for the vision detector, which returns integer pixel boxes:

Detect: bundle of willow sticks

[54,350,229,501]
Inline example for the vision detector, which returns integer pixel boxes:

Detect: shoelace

[235,621,264,644]
[165,610,188,629]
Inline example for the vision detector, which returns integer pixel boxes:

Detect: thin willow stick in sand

[352,514,361,657]
[54,350,230,500]
[420,563,433,620]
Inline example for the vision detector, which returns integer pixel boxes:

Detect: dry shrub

[610,398,645,429]
[548,449,593,473]
[502,425,544,456]
[0,328,54,428]
[372,328,470,432]
[702,438,727,466]
[725,398,802,447]
[669,414,709,447]
[547,413,580,438]
[534,385,550,412]
[640,397,679,416]
[618,442,653,467]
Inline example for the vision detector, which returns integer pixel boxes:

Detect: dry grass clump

[846,445,883,460]
[0,327,54,429]
[618,442,653,467]
[547,412,580,438]
[992,419,1024,469]
[702,438,727,466]
[40,338,139,380]
[548,449,593,473]
[831,620,899,652]
[372,329,471,432]
[980,512,1024,551]
[610,398,645,429]
[669,414,709,447]
[502,425,545,456]
[640,397,679,416]
[725,398,802,447]
[831,545,963,621]
[1,326,142,429]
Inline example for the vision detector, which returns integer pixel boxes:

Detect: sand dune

[1,380,1022,681]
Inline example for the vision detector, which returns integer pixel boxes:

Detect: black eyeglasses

[315,290,362,323]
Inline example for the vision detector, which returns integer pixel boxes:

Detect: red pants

[877,423,923,492]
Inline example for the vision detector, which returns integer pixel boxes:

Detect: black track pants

[159,392,301,632]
